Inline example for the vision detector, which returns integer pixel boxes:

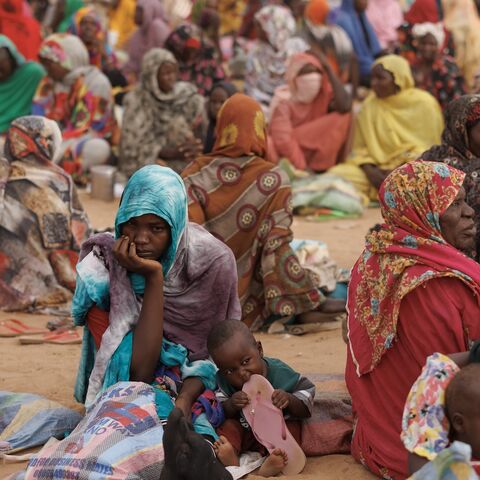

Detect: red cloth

[348,162,480,376]
[0,0,42,60]
[86,306,109,349]
[404,0,440,24]
[346,277,480,479]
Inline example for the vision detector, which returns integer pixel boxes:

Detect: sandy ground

[0,191,382,479]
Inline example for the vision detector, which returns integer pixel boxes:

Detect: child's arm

[272,390,311,418]
[222,391,250,418]
[272,376,316,419]
[408,452,429,475]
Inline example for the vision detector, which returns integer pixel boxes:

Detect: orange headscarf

[305,0,330,25]
[283,53,333,122]
[212,93,267,158]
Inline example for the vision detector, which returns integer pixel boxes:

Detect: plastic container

[90,165,116,202]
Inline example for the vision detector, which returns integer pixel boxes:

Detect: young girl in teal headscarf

[73,165,241,435]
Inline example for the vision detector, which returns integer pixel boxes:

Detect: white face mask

[294,72,323,104]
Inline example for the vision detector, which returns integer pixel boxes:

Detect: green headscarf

[57,0,85,32]
[0,35,45,133]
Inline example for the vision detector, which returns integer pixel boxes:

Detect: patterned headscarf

[348,161,480,376]
[211,93,267,158]
[115,164,187,281]
[421,96,480,261]
[422,95,480,166]
[165,24,202,55]
[4,115,62,165]
[254,5,296,52]
[38,33,89,71]
[140,47,179,101]
[69,6,106,41]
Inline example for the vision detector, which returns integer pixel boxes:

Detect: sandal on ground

[18,329,82,345]
[0,319,49,337]
[46,317,74,331]
[286,320,342,336]
[242,374,306,475]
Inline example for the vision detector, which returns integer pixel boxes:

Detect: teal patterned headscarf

[115,165,187,291]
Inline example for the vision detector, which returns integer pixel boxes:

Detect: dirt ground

[0,192,382,479]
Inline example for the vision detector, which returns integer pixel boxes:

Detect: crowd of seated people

[2,0,480,477]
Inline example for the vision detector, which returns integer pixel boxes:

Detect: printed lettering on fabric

[24,382,165,480]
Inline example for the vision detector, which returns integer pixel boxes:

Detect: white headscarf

[411,22,445,48]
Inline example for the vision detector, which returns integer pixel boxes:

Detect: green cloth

[0,35,45,133]
[57,0,84,32]
[217,357,301,397]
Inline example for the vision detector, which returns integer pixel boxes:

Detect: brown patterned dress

[182,93,323,330]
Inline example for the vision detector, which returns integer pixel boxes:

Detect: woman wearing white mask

[269,48,352,172]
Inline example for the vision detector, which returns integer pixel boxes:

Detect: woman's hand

[361,164,390,190]
[308,42,330,70]
[175,378,205,422]
[113,236,163,277]
[179,138,203,161]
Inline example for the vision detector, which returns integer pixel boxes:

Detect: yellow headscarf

[350,54,444,169]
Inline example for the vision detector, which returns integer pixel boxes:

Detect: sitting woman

[182,93,344,330]
[345,160,480,478]
[165,24,225,96]
[422,95,480,261]
[107,0,136,49]
[68,6,116,70]
[269,50,352,172]
[32,33,117,182]
[333,0,382,86]
[68,6,128,104]
[442,0,480,90]
[0,0,42,61]
[303,0,354,85]
[329,55,443,203]
[410,22,466,111]
[203,81,237,154]
[119,48,205,178]
[244,4,309,110]
[123,0,171,81]
[72,165,240,426]
[366,0,403,52]
[0,116,90,312]
[0,35,45,134]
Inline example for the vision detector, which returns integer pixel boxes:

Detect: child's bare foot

[213,436,239,467]
[257,449,288,477]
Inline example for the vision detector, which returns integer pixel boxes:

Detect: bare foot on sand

[257,449,288,477]
[213,436,239,467]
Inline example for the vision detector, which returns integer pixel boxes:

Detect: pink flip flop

[0,319,49,337]
[242,374,306,475]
